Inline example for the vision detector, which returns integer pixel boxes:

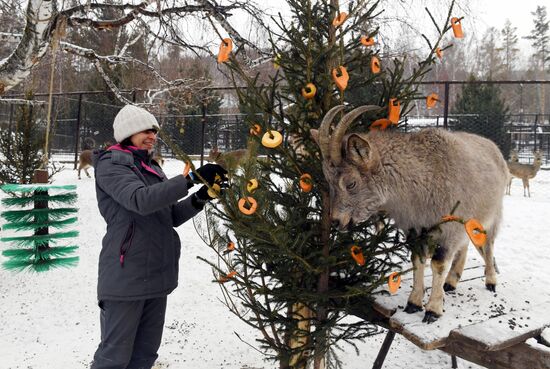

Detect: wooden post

[73,93,83,170]
[200,102,207,166]
[451,355,458,368]
[33,169,49,253]
[372,330,396,369]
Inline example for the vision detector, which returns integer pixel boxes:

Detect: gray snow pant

[91,297,167,369]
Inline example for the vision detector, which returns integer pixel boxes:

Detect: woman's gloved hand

[188,163,228,186]
[191,185,217,210]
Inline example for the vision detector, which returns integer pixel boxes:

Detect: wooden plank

[441,339,550,369]
[370,250,550,351]
[448,303,550,351]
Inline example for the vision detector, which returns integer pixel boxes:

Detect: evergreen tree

[0,183,79,272]
[190,1,458,368]
[478,27,503,79]
[499,19,520,78]
[525,5,549,115]
[451,75,511,158]
[0,92,45,184]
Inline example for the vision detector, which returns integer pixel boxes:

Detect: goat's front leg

[405,253,425,313]
[424,245,453,323]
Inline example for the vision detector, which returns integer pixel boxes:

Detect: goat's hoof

[404,302,423,314]
[486,283,496,292]
[443,283,456,292]
[422,311,440,324]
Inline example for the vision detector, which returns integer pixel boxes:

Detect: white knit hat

[113,105,160,143]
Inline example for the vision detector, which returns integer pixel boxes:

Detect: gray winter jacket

[93,146,200,301]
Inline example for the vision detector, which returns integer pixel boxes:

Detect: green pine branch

[1,193,78,207]
[2,217,78,232]
[0,184,77,193]
[2,256,79,273]
[1,231,79,247]
[1,208,78,223]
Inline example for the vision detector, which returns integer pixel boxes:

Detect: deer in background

[507,150,543,197]
[311,105,508,323]
[78,149,93,179]
[208,146,250,172]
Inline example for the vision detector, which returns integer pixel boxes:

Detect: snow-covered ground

[1,159,549,369]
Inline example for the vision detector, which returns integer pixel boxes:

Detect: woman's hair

[120,137,133,147]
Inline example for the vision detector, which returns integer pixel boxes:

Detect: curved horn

[329,105,382,165]
[318,105,346,161]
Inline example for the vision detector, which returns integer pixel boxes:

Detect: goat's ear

[345,134,379,169]
[310,129,319,146]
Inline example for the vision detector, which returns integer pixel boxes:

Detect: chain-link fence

[1,81,549,196]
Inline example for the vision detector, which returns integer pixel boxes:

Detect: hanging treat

[388,272,401,294]
[299,173,313,193]
[441,214,460,222]
[218,270,237,283]
[238,197,258,215]
[369,118,392,131]
[350,245,365,266]
[435,47,443,60]
[261,130,283,148]
[226,242,235,252]
[250,124,262,136]
[426,93,439,109]
[371,56,381,74]
[301,83,317,100]
[217,38,233,63]
[360,36,375,46]
[451,17,464,38]
[464,218,487,248]
[332,12,348,27]
[331,66,349,91]
[246,179,259,193]
[273,53,281,69]
[207,183,221,198]
[388,98,401,124]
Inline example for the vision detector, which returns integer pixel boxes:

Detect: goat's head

[311,105,385,231]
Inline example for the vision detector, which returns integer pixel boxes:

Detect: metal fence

[1,81,549,197]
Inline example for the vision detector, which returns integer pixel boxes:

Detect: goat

[311,105,508,323]
[507,150,543,197]
[78,149,93,179]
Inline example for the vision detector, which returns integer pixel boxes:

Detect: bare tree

[0,0,267,101]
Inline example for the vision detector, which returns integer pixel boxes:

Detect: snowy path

[1,160,549,369]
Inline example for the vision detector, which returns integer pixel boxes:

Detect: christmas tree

[1,183,79,272]
[194,1,458,367]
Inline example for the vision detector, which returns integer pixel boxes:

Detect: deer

[77,149,93,179]
[310,105,509,323]
[208,146,249,172]
[506,150,543,197]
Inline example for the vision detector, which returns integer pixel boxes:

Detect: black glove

[191,185,215,210]
[188,163,228,186]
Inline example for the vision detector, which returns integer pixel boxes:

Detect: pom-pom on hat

[113,105,160,143]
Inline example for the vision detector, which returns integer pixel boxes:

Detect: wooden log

[441,340,550,369]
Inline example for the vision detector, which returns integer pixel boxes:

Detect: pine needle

[2,256,79,272]
[0,184,77,193]
[2,246,79,260]
[1,208,78,223]
[2,217,78,232]
[1,231,79,247]
[2,193,78,207]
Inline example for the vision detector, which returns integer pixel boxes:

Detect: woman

[91,104,226,369]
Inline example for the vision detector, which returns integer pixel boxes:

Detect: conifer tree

[0,92,45,184]
[0,184,79,272]
[194,1,457,367]
[451,75,510,158]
